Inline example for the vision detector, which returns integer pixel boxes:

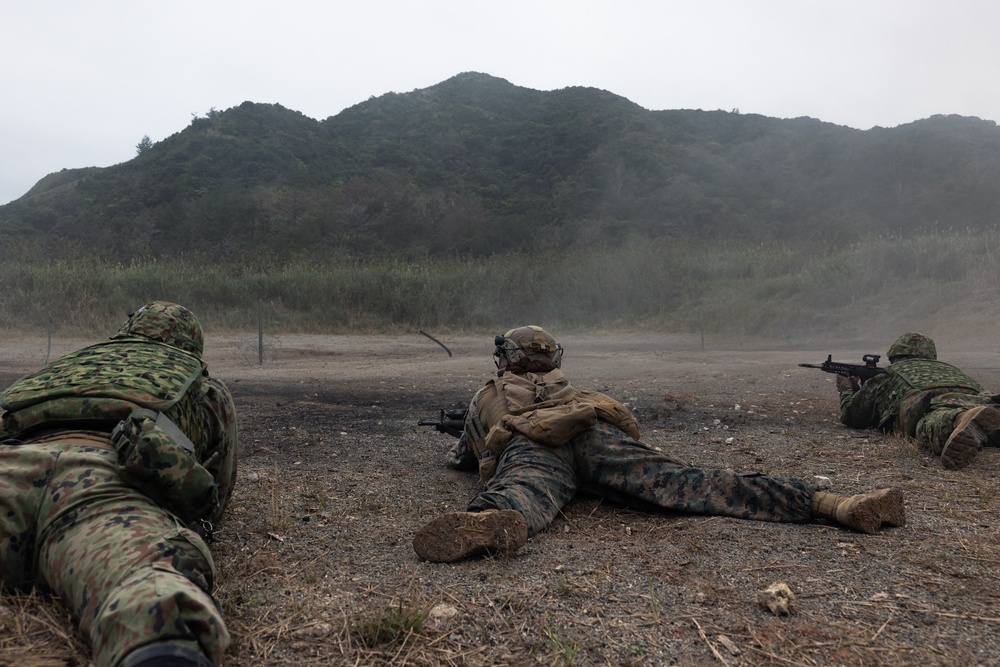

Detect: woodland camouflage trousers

[0,438,228,667]
[468,424,817,536]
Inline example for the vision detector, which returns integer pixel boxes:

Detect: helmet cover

[886,332,936,361]
[494,325,563,373]
[111,301,204,357]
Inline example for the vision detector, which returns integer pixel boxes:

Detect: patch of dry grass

[0,589,89,666]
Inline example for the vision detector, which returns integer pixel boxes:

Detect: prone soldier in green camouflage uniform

[0,302,237,667]
[838,332,1000,469]
[413,326,905,563]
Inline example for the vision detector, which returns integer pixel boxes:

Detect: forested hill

[3,71,999,261]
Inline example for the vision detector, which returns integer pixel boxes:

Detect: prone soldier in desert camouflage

[0,301,237,667]
[413,326,905,562]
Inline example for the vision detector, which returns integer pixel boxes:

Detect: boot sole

[413,510,528,563]
[941,406,1000,469]
[848,488,905,534]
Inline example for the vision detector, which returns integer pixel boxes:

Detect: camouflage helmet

[886,332,936,362]
[494,325,563,374]
[111,301,204,357]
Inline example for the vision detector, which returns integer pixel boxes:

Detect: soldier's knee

[167,527,217,592]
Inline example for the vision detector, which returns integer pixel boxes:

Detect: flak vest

[884,358,984,435]
[888,358,983,394]
[0,338,205,438]
[470,368,640,482]
[0,339,219,524]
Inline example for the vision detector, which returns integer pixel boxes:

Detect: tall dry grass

[1,229,997,345]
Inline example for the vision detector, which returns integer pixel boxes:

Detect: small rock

[426,603,459,630]
[756,581,795,616]
[292,621,332,637]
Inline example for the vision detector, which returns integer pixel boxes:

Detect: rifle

[417,408,468,438]
[799,354,886,383]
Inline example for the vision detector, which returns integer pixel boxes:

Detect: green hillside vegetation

[1,72,998,341]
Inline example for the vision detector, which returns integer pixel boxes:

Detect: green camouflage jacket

[839,357,983,433]
[0,337,238,522]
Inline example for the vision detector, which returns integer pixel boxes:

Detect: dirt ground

[2,332,1000,667]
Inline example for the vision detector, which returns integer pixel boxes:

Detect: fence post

[45,310,52,365]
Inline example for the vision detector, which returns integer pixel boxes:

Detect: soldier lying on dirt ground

[413,326,904,563]
[0,302,238,667]
[836,332,1000,470]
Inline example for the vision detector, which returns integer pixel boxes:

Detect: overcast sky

[2,0,998,205]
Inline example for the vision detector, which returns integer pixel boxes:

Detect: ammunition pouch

[111,409,218,524]
[475,425,513,483]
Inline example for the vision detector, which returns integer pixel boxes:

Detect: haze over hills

[2,72,998,261]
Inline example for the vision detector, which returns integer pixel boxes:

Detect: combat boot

[811,488,905,534]
[119,642,213,667]
[413,509,528,562]
[941,406,1000,469]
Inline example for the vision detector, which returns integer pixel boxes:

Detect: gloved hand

[836,375,860,393]
[444,435,478,471]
